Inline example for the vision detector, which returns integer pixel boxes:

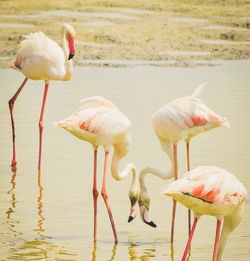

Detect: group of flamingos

[8,24,247,261]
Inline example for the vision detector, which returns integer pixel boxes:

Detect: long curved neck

[111,146,137,187]
[62,29,73,81]
[140,142,174,195]
[217,203,244,261]
[140,167,173,194]
[111,144,139,221]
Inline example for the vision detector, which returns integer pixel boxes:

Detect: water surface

[0,61,250,260]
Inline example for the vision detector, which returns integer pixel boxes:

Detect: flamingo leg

[186,141,191,234]
[8,77,28,170]
[170,144,178,243]
[212,219,222,261]
[101,150,118,244]
[38,82,49,170]
[181,217,199,261]
[92,147,99,241]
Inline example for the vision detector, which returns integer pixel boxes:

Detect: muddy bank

[0,0,249,68]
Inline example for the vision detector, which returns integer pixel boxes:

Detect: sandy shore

[0,0,249,68]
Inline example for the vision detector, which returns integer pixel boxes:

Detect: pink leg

[38,82,49,170]
[92,148,99,241]
[171,144,178,243]
[212,219,222,261]
[181,217,199,261]
[186,142,191,234]
[8,77,28,170]
[101,150,118,244]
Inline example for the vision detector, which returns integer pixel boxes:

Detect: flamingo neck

[111,146,137,187]
[138,142,174,226]
[217,203,244,261]
[62,29,73,81]
[140,167,173,193]
[140,142,174,195]
[111,145,139,219]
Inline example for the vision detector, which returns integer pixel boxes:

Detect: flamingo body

[164,166,247,261]
[10,24,75,81]
[10,32,65,80]
[152,84,229,144]
[57,96,131,147]
[164,166,247,217]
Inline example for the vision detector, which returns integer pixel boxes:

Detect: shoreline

[0,1,250,68]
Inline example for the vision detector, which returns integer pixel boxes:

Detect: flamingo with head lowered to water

[56,96,139,244]
[138,83,229,242]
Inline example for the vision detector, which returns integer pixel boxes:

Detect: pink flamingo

[9,24,76,170]
[138,83,229,242]
[164,165,247,261]
[56,96,139,243]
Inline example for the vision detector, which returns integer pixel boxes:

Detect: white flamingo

[138,84,229,242]
[164,165,247,261]
[56,96,139,243]
[9,23,76,170]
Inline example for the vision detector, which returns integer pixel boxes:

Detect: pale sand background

[0,0,250,67]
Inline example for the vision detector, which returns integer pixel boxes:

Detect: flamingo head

[138,192,157,228]
[63,24,76,60]
[128,189,140,223]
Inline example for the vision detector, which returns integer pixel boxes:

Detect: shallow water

[200,39,250,45]
[0,61,250,260]
[0,22,34,28]
[168,17,208,23]
[0,10,138,20]
[158,50,211,57]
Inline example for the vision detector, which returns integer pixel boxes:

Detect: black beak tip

[145,220,157,228]
[68,53,74,60]
[128,215,135,223]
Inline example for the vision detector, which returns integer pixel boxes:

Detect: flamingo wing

[56,97,131,138]
[164,166,247,204]
[77,96,116,112]
[10,32,65,80]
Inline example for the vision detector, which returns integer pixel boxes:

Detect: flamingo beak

[139,205,157,228]
[128,215,135,223]
[68,35,75,60]
[128,203,137,223]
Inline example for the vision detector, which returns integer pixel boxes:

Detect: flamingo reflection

[91,241,117,261]
[34,170,51,240]
[128,243,157,261]
[6,171,23,241]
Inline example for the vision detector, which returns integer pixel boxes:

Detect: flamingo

[138,83,229,242]
[8,23,76,171]
[164,166,247,261]
[55,96,139,243]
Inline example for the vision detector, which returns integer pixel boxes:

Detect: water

[158,50,211,57]
[0,23,34,28]
[0,10,139,20]
[200,40,250,45]
[0,61,250,260]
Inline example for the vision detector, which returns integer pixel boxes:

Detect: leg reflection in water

[91,241,117,261]
[128,239,181,260]
[6,170,23,242]
[34,170,51,240]
[128,243,157,260]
